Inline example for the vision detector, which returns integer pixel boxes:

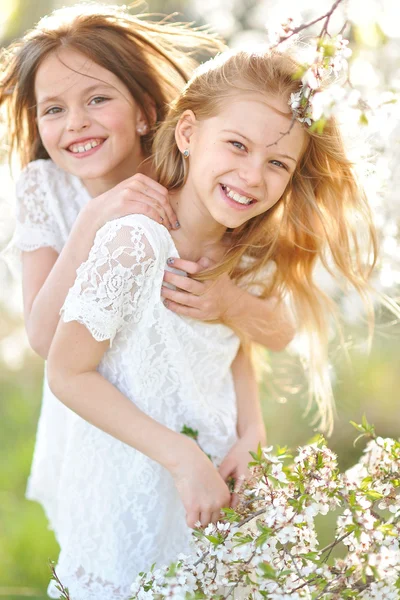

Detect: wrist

[78,198,104,232]
[238,422,267,447]
[222,282,247,326]
[160,432,199,473]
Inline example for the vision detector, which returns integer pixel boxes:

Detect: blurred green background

[0,0,399,598]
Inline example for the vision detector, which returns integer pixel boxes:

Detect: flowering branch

[130,419,400,599]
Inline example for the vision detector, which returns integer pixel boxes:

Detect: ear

[175,110,197,153]
[135,97,157,136]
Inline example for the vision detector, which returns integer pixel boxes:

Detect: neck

[169,183,227,262]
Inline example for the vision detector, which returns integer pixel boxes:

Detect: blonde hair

[0,2,224,167]
[154,49,382,434]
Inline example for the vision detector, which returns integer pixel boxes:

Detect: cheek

[101,105,138,137]
[270,171,291,196]
[37,122,59,149]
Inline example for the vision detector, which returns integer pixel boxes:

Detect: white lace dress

[14,160,240,600]
[13,159,91,527]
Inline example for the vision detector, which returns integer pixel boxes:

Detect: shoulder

[94,214,171,264]
[16,160,69,195]
[17,159,61,183]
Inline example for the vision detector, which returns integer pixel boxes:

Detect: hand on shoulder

[82,173,179,232]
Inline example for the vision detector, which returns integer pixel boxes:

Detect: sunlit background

[0,0,399,598]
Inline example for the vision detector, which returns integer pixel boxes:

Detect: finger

[200,510,212,528]
[126,172,169,197]
[163,271,205,295]
[231,493,239,509]
[127,198,171,229]
[129,177,178,229]
[161,286,201,308]
[218,456,235,482]
[164,257,208,276]
[211,509,223,524]
[137,185,177,230]
[161,299,201,319]
[186,510,200,529]
[125,186,175,229]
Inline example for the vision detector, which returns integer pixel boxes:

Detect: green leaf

[259,562,277,580]
[256,532,270,547]
[205,534,223,545]
[350,420,365,433]
[256,521,272,534]
[233,534,253,546]
[365,490,383,500]
[221,507,241,522]
[166,562,178,577]
[181,425,199,440]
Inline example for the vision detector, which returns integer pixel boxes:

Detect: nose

[238,158,264,188]
[66,106,90,132]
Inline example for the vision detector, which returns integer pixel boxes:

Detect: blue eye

[270,159,288,170]
[230,141,246,151]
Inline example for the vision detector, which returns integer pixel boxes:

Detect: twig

[271,0,346,49]
[49,562,71,600]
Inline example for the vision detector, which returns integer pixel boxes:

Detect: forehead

[34,48,125,100]
[210,92,307,159]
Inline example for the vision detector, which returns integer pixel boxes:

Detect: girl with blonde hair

[0,7,297,595]
[45,45,382,597]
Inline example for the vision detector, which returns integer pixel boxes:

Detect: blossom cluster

[131,422,400,599]
[287,33,354,129]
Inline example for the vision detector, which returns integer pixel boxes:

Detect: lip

[64,136,106,158]
[219,184,257,211]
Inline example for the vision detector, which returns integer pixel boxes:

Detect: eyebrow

[221,129,298,164]
[37,83,115,105]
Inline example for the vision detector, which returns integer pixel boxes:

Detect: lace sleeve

[61,217,159,345]
[14,160,63,253]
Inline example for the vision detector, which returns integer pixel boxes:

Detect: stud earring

[183,148,190,158]
[137,124,148,135]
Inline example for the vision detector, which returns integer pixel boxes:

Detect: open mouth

[67,138,105,155]
[220,184,257,206]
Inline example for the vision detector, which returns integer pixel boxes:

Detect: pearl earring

[183,148,190,158]
[137,124,148,135]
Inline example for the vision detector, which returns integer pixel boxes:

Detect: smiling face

[176,92,307,230]
[34,48,147,195]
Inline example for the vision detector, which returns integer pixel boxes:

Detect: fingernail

[163,299,169,307]
[160,216,164,223]
[167,257,174,265]
[175,221,180,229]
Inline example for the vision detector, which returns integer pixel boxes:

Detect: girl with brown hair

[1,5,294,598]
[45,46,384,597]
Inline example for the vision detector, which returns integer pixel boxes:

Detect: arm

[47,321,230,528]
[218,346,266,503]
[23,174,177,359]
[161,257,296,351]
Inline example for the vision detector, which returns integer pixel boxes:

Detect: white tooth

[223,185,252,205]
[91,140,99,148]
[78,146,85,153]
[84,143,92,151]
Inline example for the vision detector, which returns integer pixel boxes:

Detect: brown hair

[154,49,387,434]
[0,2,225,167]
